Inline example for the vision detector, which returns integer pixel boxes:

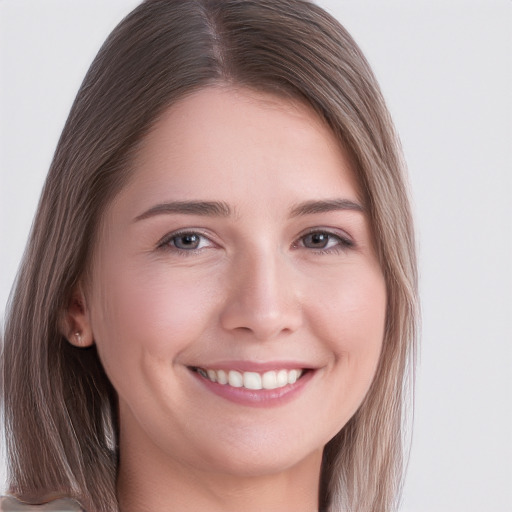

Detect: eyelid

[297,227,354,243]
[157,229,217,252]
[293,227,355,251]
[155,226,355,254]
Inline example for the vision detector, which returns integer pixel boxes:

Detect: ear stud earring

[74,332,82,344]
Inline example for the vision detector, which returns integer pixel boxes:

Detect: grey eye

[302,232,332,249]
[172,233,202,250]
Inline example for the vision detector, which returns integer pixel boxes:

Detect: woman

[1,1,418,511]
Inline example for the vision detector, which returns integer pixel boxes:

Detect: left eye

[299,231,350,250]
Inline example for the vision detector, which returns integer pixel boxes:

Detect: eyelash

[157,230,214,256]
[157,229,354,256]
[293,229,355,254]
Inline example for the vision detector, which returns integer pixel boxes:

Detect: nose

[219,250,303,341]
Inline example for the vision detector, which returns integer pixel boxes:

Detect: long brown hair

[2,1,418,510]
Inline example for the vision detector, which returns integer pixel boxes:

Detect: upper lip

[188,360,318,372]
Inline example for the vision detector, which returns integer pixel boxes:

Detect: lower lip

[190,369,315,408]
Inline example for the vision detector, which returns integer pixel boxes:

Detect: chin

[184,427,326,479]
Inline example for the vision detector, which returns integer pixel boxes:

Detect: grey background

[1,1,511,510]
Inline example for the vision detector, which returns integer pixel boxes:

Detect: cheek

[88,258,218,385]
[307,261,387,386]
[311,260,385,337]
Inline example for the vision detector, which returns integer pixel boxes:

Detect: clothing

[0,496,85,512]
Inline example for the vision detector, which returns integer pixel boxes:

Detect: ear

[60,282,95,348]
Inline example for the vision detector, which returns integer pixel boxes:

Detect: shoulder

[0,496,85,511]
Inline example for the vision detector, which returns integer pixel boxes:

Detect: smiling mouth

[190,367,307,390]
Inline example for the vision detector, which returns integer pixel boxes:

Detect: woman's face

[85,87,386,477]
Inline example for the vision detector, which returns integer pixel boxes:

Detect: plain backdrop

[1,1,511,511]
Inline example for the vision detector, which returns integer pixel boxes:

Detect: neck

[117,425,323,512]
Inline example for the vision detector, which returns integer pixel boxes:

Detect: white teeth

[197,367,304,390]
[288,369,299,384]
[262,370,278,390]
[243,372,262,390]
[228,370,243,387]
[217,369,228,385]
[277,369,288,387]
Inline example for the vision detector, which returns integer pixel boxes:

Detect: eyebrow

[134,200,232,222]
[134,197,364,223]
[289,199,365,217]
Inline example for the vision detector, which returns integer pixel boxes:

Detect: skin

[66,87,387,512]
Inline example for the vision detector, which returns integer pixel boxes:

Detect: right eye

[158,231,215,253]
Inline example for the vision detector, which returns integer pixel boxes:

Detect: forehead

[112,86,362,216]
